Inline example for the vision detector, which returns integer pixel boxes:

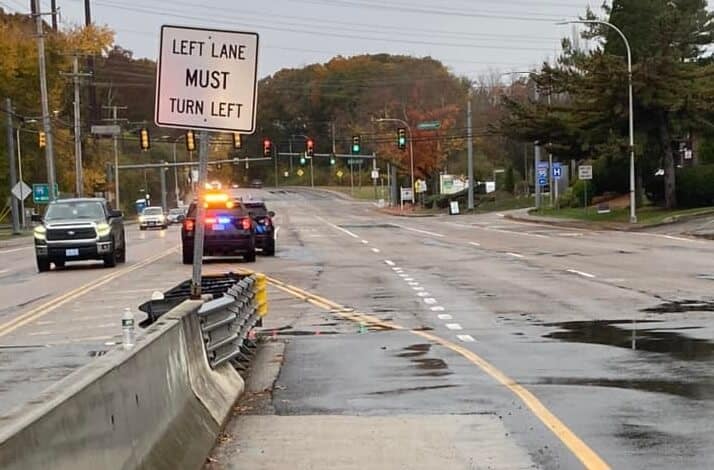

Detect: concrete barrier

[0,299,244,470]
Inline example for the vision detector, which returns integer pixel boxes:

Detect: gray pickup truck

[32,198,126,272]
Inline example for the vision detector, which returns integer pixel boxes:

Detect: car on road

[32,198,126,272]
[166,207,186,225]
[250,179,263,189]
[244,200,276,256]
[139,206,167,230]
[181,191,256,264]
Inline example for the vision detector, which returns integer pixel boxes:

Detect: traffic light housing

[38,131,46,149]
[233,132,242,150]
[186,130,196,151]
[397,128,407,150]
[300,155,306,165]
[352,135,361,155]
[306,138,315,157]
[263,138,272,158]
[330,155,336,165]
[139,128,150,151]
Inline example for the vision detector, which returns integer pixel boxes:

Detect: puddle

[642,300,714,314]
[413,358,448,370]
[534,377,711,400]
[369,384,457,396]
[404,344,431,352]
[543,320,714,361]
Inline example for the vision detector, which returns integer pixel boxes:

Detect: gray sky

[16,0,599,79]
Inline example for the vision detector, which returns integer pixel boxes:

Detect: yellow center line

[264,274,610,470]
[0,246,178,337]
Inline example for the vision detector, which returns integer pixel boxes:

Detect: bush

[645,164,714,208]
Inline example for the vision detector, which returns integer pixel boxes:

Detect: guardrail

[197,273,268,369]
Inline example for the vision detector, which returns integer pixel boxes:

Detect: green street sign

[417,121,441,130]
[32,183,58,204]
[348,159,363,165]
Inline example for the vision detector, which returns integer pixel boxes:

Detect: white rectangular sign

[401,187,414,202]
[578,165,593,180]
[155,25,259,133]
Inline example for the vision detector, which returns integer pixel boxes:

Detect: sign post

[552,162,562,210]
[578,165,593,212]
[155,25,259,298]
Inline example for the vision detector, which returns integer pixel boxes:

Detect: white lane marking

[0,269,8,275]
[632,232,700,244]
[566,269,596,279]
[408,281,419,286]
[469,241,481,247]
[507,252,525,259]
[392,267,403,272]
[0,246,31,254]
[399,274,409,278]
[496,213,505,218]
[385,260,396,266]
[371,248,380,253]
[446,323,463,331]
[393,223,445,238]
[416,292,430,297]
[430,306,445,312]
[438,314,453,320]
[404,277,414,282]
[558,232,583,237]
[316,216,360,238]
[424,298,438,305]
[361,239,369,244]
[457,334,476,342]
[412,286,425,291]
[489,228,549,239]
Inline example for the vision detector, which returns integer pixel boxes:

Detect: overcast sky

[9,0,602,79]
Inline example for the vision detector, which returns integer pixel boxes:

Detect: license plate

[212,224,225,231]
[66,248,79,257]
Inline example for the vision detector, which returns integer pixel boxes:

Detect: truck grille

[47,227,96,241]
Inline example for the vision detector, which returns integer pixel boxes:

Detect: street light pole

[376,118,415,193]
[467,89,474,210]
[559,19,636,223]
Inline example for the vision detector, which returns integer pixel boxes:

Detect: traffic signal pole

[5,98,20,234]
[191,130,209,299]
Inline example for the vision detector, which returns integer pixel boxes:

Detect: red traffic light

[306,138,315,157]
[263,139,272,157]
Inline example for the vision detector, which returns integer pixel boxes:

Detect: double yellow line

[255,271,610,470]
[0,247,178,338]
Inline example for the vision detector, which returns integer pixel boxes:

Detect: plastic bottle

[122,307,135,349]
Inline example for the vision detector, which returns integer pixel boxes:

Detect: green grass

[534,206,714,225]
[473,194,535,213]
[0,230,31,241]
[324,185,388,201]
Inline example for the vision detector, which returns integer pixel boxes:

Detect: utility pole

[191,131,209,298]
[160,162,167,213]
[102,105,127,207]
[535,143,542,210]
[467,89,474,210]
[5,98,20,234]
[34,0,57,201]
[61,55,91,197]
[50,0,57,30]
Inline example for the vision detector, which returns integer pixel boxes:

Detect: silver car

[139,206,167,230]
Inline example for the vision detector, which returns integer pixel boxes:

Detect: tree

[504,166,515,193]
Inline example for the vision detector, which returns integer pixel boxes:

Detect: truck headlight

[139,216,146,223]
[97,223,111,237]
[34,225,46,241]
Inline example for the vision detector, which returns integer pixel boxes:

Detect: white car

[139,206,167,230]
[166,207,186,225]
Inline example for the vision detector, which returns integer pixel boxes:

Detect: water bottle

[122,308,135,350]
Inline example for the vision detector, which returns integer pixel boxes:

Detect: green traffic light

[330,157,336,165]
[352,144,360,153]
[300,157,306,165]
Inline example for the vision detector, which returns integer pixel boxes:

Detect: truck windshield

[45,201,105,220]
[143,207,163,215]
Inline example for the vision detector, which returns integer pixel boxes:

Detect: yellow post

[255,273,268,317]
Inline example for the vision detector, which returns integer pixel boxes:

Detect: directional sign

[552,162,562,180]
[417,121,441,131]
[90,125,121,136]
[348,159,363,165]
[32,183,58,204]
[578,165,593,180]
[537,162,549,186]
[155,25,259,133]
[11,181,31,201]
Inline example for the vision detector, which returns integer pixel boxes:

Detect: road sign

[415,179,427,193]
[11,181,31,201]
[578,165,593,180]
[32,183,58,204]
[537,162,548,186]
[401,187,414,202]
[91,125,121,136]
[347,159,363,165]
[336,170,344,178]
[155,25,259,133]
[297,169,304,177]
[552,162,562,179]
[371,170,379,179]
[417,121,441,130]
[283,171,289,177]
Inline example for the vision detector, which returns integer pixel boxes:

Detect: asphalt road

[207,187,714,470]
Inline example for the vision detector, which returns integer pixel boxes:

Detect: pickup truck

[32,198,126,272]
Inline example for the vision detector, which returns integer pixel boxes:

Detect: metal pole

[535,143,542,210]
[373,156,377,200]
[160,162,167,213]
[310,154,314,188]
[191,131,209,299]
[172,142,180,206]
[467,90,474,210]
[112,107,120,206]
[289,138,293,173]
[5,98,20,234]
[72,56,83,197]
[408,126,415,194]
[17,128,25,228]
[350,162,354,194]
[34,0,57,201]
[548,152,553,207]
[273,144,278,188]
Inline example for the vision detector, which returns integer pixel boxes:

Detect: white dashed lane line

[438,314,453,320]
[430,306,445,312]
[457,334,475,342]
[566,269,596,279]
[384,260,396,266]
[507,252,525,259]
[424,298,438,305]
[446,323,463,331]
[469,241,481,247]
[412,286,424,291]
[361,240,369,244]
[399,274,409,278]
[371,248,380,253]
[417,292,430,297]
[393,223,445,238]
[316,216,360,239]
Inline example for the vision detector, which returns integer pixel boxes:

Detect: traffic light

[139,128,150,151]
[352,135,361,155]
[330,155,336,165]
[38,131,46,149]
[397,128,407,150]
[300,155,306,165]
[262,138,272,158]
[233,132,242,150]
[306,138,315,157]
[185,130,195,152]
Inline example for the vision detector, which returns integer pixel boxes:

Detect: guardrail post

[255,273,268,319]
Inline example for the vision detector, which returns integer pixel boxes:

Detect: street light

[558,19,636,223]
[375,118,415,193]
